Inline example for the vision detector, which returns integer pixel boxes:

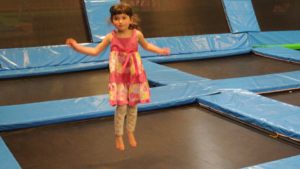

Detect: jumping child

[66,3,170,151]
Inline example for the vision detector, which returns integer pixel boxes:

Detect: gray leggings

[114,105,138,136]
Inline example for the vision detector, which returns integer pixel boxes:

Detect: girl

[66,3,170,151]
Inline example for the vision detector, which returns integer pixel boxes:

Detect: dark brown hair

[109,3,140,30]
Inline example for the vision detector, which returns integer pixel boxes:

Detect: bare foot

[127,132,137,148]
[115,136,125,151]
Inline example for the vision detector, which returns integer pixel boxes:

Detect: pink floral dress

[108,29,150,106]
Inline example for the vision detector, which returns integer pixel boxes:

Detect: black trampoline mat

[121,0,229,38]
[163,54,300,79]
[0,68,158,106]
[252,0,300,31]
[1,104,300,169]
[0,69,109,106]
[0,0,90,49]
[262,89,300,107]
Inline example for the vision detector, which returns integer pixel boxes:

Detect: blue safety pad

[0,44,110,79]
[144,55,300,93]
[206,71,300,93]
[139,83,218,111]
[2,68,300,133]
[253,47,300,63]
[84,0,118,42]
[0,95,112,131]
[143,60,209,85]
[197,89,300,140]
[0,33,250,79]
[243,155,300,169]
[147,48,251,63]
[0,137,21,169]
[141,33,251,57]
[249,31,300,46]
[0,84,217,131]
[222,0,260,33]
[0,60,109,79]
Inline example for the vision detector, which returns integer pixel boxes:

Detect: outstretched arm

[137,30,170,55]
[66,34,112,56]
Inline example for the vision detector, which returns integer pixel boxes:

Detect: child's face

[112,14,132,32]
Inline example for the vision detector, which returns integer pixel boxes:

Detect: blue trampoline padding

[0,33,250,79]
[0,84,217,131]
[140,33,250,58]
[0,94,113,131]
[147,48,251,63]
[143,60,209,85]
[197,89,300,140]
[84,0,118,42]
[205,70,300,93]
[0,137,21,169]
[249,31,300,46]
[0,44,108,70]
[0,45,110,79]
[0,60,109,79]
[242,155,300,169]
[2,69,300,131]
[222,0,260,33]
[253,47,300,63]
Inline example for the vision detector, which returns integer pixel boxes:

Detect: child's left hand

[159,48,170,56]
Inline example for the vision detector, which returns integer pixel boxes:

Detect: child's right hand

[65,38,77,48]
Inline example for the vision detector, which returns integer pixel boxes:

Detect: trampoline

[0,0,91,49]
[163,53,300,79]
[0,69,109,105]
[1,105,300,169]
[252,0,300,31]
[263,89,300,107]
[1,0,300,169]
[122,0,229,37]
